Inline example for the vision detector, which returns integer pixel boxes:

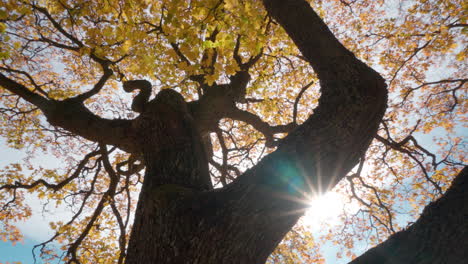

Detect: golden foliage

[0,0,466,263]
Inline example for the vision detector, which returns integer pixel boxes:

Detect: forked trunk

[124,89,298,264]
[125,171,302,264]
[124,0,391,262]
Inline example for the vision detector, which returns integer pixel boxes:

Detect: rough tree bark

[1,0,465,262]
[349,166,468,264]
[0,0,401,263]
[125,0,388,263]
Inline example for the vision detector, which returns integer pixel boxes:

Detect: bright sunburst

[303,191,344,227]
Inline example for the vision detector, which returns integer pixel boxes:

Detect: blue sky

[0,140,66,264]
[1,238,39,264]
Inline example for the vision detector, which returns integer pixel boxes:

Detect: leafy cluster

[0,0,466,263]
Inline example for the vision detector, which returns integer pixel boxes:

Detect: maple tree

[0,0,466,263]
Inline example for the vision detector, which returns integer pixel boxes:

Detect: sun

[302,191,344,227]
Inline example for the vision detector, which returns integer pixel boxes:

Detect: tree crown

[0,0,466,263]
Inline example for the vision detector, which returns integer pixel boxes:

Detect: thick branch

[262,0,355,76]
[0,73,137,153]
[0,73,50,110]
[227,108,296,147]
[44,98,136,153]
[235,0,388,196]
[173,1,388,263]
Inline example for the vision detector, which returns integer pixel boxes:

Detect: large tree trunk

[125,90,301,263]
[124,0,388,263]
[349,166,468,264]
[2,0,464,263]
[0,0,386,263]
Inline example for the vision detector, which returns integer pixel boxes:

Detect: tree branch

[0,150,100,192]
[185,1,388,262]
[66,144,120,264]
[0,72,50,110]
[0,73,137,153]
[227,107,296,147]
[72,67,114,102]
[375,134,443,194]
[293,80,314,124]
[236,0,388,193]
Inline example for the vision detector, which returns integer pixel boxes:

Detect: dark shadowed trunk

[124,0,387,263]
[0,0,464,263]
[0,0,391,263]
[349,166,468,264]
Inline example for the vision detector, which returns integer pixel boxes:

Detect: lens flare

[303,191,344,226]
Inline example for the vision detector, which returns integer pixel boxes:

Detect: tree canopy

[0,0,466,263]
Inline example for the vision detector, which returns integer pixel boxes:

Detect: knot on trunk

[149,89,189,114]
[123,80,152,113]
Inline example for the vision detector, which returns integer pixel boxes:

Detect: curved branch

[375,134,443,194]
[189,1,388,262]
[72,67,113,102]
[293,80,314,124]
[222,0,387,195]
[249,0,388,190]
[227,108,296,147]
[122,80,152,113]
